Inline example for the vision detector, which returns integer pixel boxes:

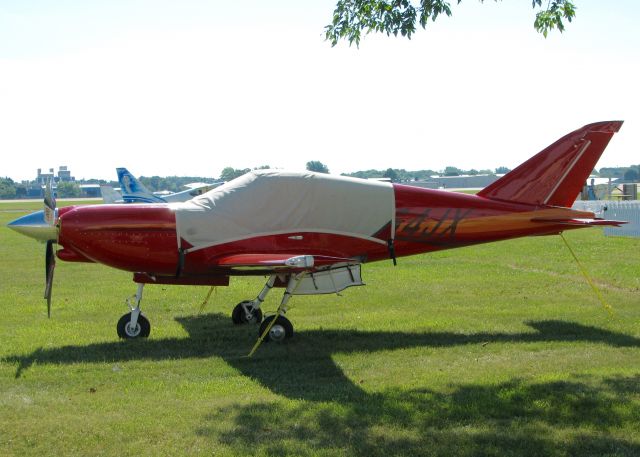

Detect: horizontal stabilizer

[531,217,627,227]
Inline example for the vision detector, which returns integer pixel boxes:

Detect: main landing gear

[117,283,151,339]
[233,274,299,345]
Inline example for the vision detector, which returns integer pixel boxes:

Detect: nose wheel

[117,283,151,339]
[117,312,151,339]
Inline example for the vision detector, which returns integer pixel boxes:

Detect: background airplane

[8,121,625,351]
[117,167,223,203]
[6,167,221,240]
[99,184,123,203]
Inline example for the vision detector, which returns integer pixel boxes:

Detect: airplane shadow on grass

[5,316,640,456]
[5,316,640,385]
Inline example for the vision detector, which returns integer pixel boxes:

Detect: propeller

[43,180,59,317]
[45,240,55,317]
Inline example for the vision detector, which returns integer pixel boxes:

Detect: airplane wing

[134,253,363,294]
[183,182,218,189]
[183,182,224,197]
[215,253,364,295]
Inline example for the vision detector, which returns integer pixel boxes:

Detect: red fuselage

[56,184,589,280]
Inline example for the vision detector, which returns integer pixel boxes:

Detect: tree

[306,161,330,174]
[220,167,251,182]
[0,177,17,199]
[495,166,511,174]
[443,166,462,176]
[56,182,82,198]
[623,168,639,182]
[383,168,399,182]
[598,167,626,179]
[326,0,577,46]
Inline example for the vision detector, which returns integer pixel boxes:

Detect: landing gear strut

[249,273,306,355]
[230,275,276,325]
[117,283,151,339]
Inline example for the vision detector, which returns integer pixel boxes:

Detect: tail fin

[116,168,164,203]
[477,121,623,207]
[99,184,122,204]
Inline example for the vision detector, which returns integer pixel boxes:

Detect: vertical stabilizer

[116,168,165,203]
[477,121,623,207]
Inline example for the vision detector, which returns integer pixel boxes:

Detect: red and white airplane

[8,121,625,347]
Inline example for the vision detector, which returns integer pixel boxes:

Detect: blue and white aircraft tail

[117,168,165,203]
[117,168,223,203]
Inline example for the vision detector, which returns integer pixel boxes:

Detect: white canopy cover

[173,170,395,252]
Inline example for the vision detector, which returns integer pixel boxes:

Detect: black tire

[117,312,151,339]
[258,315,293,343]
[231,301,263,325]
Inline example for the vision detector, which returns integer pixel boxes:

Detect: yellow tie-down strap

[560,233,613,316]
[248,272,307,357]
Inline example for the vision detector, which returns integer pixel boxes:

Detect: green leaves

[534,0,576,37]
[306,160,330,174]
[325,0,578,46]
[325,0,427,47]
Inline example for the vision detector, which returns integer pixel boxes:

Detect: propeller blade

[42,179,58,318]
[44,240,56,318]
[43,179,57,226]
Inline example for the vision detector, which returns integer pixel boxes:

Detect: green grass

[1,201,639,456]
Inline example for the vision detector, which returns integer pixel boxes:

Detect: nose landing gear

[117,283,151,339]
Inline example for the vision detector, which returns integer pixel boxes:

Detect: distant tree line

[136,176,214,193]
[2,162,639,199]
[342,166,512,183]
[598,165,640,182]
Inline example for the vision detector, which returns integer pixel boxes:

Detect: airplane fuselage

[55,184,589,281]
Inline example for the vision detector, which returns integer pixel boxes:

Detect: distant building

[79,184,101,198]
[36,168,55,185]
[57,166,74,182]
[36,166,75,184]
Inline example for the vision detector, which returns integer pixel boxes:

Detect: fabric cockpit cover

[173,170,395,252]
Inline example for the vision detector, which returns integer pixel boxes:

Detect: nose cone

[7,210,57,241]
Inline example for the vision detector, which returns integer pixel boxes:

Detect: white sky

[1,0,639,182]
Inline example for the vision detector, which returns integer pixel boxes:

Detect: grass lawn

[1,200,639,456]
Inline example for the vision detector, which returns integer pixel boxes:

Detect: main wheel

[231,301,263,325]
[258,315,293,343]
[117,312,151,339]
